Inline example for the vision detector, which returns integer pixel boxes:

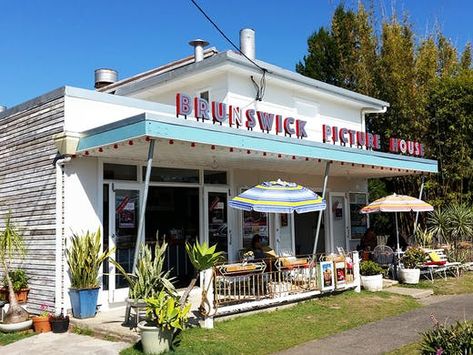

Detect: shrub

[401,246,426,269]
[3,269,29,291]
[420,320,473,355]
[360,260,384,276]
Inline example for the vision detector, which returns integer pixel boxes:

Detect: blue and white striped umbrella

[229,179,326,214]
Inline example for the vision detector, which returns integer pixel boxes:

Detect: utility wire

[189,0,267,75]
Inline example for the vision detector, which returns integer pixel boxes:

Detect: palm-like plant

[66,229,115,289]
[111,242,176,300]
[0,212,29,323]
[179,241,222,309]
[427,209,450,244]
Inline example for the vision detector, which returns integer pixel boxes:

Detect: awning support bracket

[133,138,155,272]
[313,161,330,255]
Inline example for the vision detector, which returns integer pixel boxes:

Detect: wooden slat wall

[0,95,64,314]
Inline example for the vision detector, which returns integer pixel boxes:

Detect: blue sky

[0,0,471,107]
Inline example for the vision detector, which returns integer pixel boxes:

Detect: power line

[189,0,267,74]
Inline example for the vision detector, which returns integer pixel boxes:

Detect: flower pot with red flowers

[32,304,51,333]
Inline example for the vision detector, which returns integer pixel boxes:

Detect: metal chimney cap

[189,39,209,47]
[94,68,118,89]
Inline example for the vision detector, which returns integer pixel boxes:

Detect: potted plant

[66,229,115,319]
[1,269,30,304]
[138,291,191,355]
[32,304,51,333]
[0,212,31,332]
[111,242,176,327]
[400,246,426,284]
[360,260,384,291]
[49,310,70,333]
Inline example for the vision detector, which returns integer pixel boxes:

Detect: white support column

[201,268,215,329]
[353,251,361,293]
[313,161,331,255]
[133,139,155,271]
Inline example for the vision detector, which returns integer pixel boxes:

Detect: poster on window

[319,261,335,291]
[119,201,136,228]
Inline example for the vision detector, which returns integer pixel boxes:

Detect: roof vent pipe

[189,39,209,63]
[240,28,255,60]
[94,68,118,89]
[0,105,6,113]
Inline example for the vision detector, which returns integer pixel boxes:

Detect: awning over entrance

[75,112,437,177]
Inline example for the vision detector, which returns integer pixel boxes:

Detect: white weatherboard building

[0,29,437,314]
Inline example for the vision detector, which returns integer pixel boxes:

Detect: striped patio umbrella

[361,193,433,251]
[228,179,326,214]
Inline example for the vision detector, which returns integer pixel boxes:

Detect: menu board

[349,193,368,239]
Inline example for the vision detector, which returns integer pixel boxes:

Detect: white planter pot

[361,274,383,292]
[400,268,420,284]
[138,321,173,355]
[0,319,32,333]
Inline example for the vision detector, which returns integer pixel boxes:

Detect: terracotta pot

[0,287,30,304]
[32,315,51,333]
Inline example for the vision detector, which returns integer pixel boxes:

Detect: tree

[460,42,472,71]
[0,213,29,323]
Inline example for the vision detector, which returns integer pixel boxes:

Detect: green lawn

[399,270,473,295]
[384,342,420,355]
[0,330,34,346]
[121,290,420,355]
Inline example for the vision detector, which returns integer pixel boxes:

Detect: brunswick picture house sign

[176,93,308,138]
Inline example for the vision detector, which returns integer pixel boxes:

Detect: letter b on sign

[176,93,192,117]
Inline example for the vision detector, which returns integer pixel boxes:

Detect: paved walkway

[0,332,129,355]
[276,293,473,355]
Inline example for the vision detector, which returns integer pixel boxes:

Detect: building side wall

[0,95,65,314]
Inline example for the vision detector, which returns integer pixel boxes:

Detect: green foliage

[3,269,29,291]
[360,260,384,276]
[144,291,191,331]
[0,212,26,264]
[420,320,473,355]
[185,241,223,272]
[427,208,450,244]
[65,229,115,289]
[401,247,426,269]
[111,242,175,300]
[414,229,433,248]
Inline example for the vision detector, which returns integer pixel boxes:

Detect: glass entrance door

[109,185,141,303]
[329,193,349,252]
[204,187,229,259]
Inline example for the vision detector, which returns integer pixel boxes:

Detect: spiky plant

[111,242,176,300]
[0,212,29,323]
[66,229,115,289]
[180,241,223,309]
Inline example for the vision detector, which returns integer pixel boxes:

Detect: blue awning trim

[77,113,438,173]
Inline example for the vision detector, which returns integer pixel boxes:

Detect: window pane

[104,164,137,181]
[144,167,199,183]
[204,170,227,184]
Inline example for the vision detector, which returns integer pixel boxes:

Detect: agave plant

[427,209,450,244]
[110,242,176,300]
[0,212,29,323]
[179,241,223,308]
[66,229,115,289]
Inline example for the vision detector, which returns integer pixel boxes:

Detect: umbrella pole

[395,211,400,252]
[313,161,330,255]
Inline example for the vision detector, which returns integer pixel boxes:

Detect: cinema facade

[0,30,437,314]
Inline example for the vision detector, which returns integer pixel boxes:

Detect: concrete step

[384,286,434,299]
[383,279,399,288]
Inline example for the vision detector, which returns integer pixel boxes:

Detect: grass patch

[0,330,34,346]
[121,290,420,355]
[71,325,94,336]
[399,271,473,295]
[384,341,420,355]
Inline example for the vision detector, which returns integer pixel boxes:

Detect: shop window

[144,167,199,184]
[349,193,368,240]
[204,170,227,185]
[200,90,209,102]
[103,163,137,181]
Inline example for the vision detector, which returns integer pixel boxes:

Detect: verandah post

[133,138,155,272]
[353,251,361,293]
[312,161,330,255]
